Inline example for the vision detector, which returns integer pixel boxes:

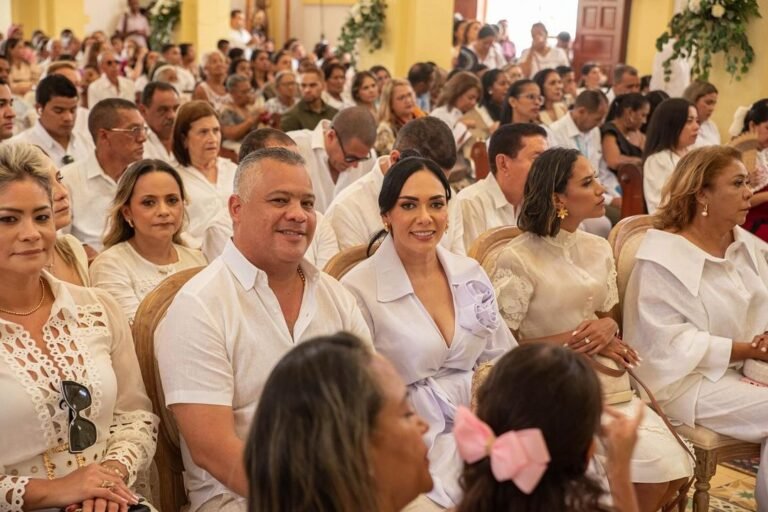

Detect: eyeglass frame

[60,380,97,453]
[331,127,371,164]
[518,93,545,105]
[104,124,149,139]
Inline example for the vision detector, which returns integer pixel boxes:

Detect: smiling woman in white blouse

[341,155,516,511]
[0,143,158,512]
[490,148,692,512]
[623,145,768,509]
[90,159,206,322]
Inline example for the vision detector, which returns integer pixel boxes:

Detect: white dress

[0,275,159,511]
[341,236,517,507]
[90,241,207,322]
[622,229,768,505]
[643,150,680,214]
[491,229,693,483]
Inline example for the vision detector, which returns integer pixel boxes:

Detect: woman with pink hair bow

[455,344,642,512]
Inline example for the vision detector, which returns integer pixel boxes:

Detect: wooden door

[454,0,479,20]
[572,0,632,83]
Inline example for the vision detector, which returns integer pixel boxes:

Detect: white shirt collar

[636,227,762,296]
[311,119,331,151]
[83,152,113,181]
[561,112,583,139]
[484,173,510,211]
[220,239,318,291]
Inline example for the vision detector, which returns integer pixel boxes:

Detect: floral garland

[148,0,182,50]
[656,0,760,81]
[336,0,387,63]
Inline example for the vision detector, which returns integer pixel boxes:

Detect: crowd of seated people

[0,6,767,512]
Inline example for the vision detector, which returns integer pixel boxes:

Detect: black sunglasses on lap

[60,380,97,453]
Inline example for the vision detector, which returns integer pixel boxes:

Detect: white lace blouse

[0,275,159,511]
[491,229,618,337]
[90,241,207,322]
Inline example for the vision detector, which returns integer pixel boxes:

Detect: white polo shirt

[87,74,136,106]
[456,172,519,249]
[155,240,371,512]
[324,156,467,255]
[287,120,376,213]
[10,120,94,167]
[60,152,120,250]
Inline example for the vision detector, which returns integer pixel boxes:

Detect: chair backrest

[132,266,205,512]
[467,225,522,276]
[323,244,371,280]
[617,163,645,219]
[607,214,653,326]
[470,140,490,180]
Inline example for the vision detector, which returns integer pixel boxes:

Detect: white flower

[711,2,726,17]
[688,0,701,13]
[350,4,360,16]
[161,6,169,15]
[354,13,363,24]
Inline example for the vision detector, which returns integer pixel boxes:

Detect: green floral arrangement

[148,0,182,50]
[656,0,760,81]
[336,0,387,63]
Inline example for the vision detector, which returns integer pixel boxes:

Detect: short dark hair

[407,62,433,86]
[488,123,547,174]
[518,147,581,237]
[88,98,139,142]
[555,65,572,77]
[322,61,345,81]
[573,89,608,112]
[160,43,177,55]
[230,9,242,18]
[141,81,178,107]
[612,64,638,85]
[179,43,193,57]
[643,98,694,159]
[35,74,78,107]
[393,117,457,171]
[216,39,230,52]
[742,99,768,135]
[331,106,377,147]
[239,128,296,161]
[369,65,389,77]
[606,92,649,122]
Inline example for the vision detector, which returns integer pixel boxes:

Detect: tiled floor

[685,465,757,511]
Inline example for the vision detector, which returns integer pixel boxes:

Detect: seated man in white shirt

[287,106,377,213]
[62,98,146,251]
[139,81,180,166]
[11,75,93,166]
[457,123,548,249]
[46,61,92,142]
[325,116,466,254]
[547,90,615,236]
[87,50,136,106]
[160,43,196,94]
[155,147,371,512]
[0,80,16,141]
[605,64,640,105]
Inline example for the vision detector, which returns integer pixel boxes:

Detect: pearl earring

[701,204,709,217]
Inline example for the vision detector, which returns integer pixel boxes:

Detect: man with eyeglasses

[87,50,136,107]
[140,81,180,166]
[286,106,377,213]
[0,79,16,141]
[62,98,146,251]
[10,75,93,164]
[279,67,338,132]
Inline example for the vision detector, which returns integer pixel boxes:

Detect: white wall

[0,1,10,38]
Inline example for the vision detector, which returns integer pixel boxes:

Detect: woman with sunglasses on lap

[90,159,207,323]
[0,143,158,512]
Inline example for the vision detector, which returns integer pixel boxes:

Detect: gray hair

[331,106,377,147]
[612,64,638,85]
[234,147,306,203]
[274,70,295,87]
[225,73,250,91]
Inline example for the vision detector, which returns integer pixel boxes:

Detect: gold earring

[701,203,709,217]
[556,206,569,220]
[383,222,390,232]
[126,218,134,228]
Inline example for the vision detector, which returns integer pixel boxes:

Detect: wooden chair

[467,225,521,276]
[616,163,645,219]
[609,215,761,512]
[470,140,490,180]
[218,146,239,164]
[132,266,205,512]
[323,244,371,280]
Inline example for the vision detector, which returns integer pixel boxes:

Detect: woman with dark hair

[500,79,542,125]
[683,80,720,147]
[228,57,253,83]
[352,70,380,117]
[623,145,768,508]
[456,344,642,512]
[641,90,670,133]
[246,332,433,512]
[556,65,578,107]
[577,62,603,94]
[91,159,206,322]
[601,93,649,172]
[533,68,566,125]
[1,37,35,96]
[643,98,699,212]
[431,71,483,135]
[478,69,509,123]
[342,156,516,510]
[250,49,273,96]
[467,25,505,69]
[491,147,693,512]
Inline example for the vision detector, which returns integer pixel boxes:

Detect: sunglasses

[61,155,74,165]
[60,380,97,453]
[332,128,370,164]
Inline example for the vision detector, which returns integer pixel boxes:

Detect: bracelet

[103,463,128,483]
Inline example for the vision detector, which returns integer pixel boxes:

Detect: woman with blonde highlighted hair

[624,145,768,510]
[91,159,206,322]
[374,79,425,154]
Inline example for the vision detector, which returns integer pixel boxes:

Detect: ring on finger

[100,479,115,489]
[584,337,591,345]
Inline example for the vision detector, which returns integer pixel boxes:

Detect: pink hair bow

[454,406,550,494]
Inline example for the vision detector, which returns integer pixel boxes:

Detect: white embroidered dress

[341,236,517,507]
[0,275,158,511]
[491,229,693,483]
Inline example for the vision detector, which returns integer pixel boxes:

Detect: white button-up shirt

[60,152,120,250]
[456,172,518,250]
[178,157,237,246]
[10,120,94,166]
[87,74,136,106]
[693,119,721,148]
[287,119,376,213]
[547,113,621,201]
[324,156,466,254]
[156,240,371,512]
[643,150,680,214]
[143,128,179,168]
